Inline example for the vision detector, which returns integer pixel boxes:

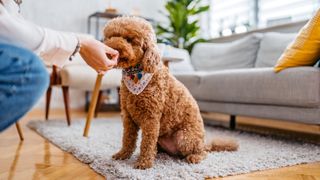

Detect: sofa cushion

[176,67,320,108]
[255,32,296,67]
[274,9,320,72]
[175,71,207,94]
[190,34,262,71]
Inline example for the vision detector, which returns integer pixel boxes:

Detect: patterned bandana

[122,64,153,95]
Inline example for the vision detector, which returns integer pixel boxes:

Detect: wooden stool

[83,74,104,137]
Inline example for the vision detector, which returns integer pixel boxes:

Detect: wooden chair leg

[45,86,52,120]
[94,91,103,118]
[15,122,24,141]
[84,74,104,137]
[62,86,71,126]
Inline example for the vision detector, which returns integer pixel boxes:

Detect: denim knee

[0,44,49,131]
[0,43,49,101]
[8,45,50,99]
[27,53,50,99]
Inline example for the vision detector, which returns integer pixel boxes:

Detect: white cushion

[167,49,194,73]
[255,32,297,67]
[60,65,122,90]
[190,34,262,71]
[158,44,194,73]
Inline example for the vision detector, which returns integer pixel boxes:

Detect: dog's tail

[205,138,239,152]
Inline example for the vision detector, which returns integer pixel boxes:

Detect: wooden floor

[0,109,319,180]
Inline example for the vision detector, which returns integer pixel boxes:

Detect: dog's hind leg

[174,128,207,164]
[185,151,207,164]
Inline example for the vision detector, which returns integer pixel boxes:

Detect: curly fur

[104,16,238,169]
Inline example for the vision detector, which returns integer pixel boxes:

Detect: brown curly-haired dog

[104,17,238,169]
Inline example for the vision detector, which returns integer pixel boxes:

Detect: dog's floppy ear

[142,44,161,73]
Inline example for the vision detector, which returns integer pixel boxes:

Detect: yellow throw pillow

[274,9,320,72]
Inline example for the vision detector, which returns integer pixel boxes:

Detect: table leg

[83,74,104,137]
[95,17,100,39]
[87,16,91,34]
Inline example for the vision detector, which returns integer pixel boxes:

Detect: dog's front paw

[134,159,153,169]
[112,150,132,160]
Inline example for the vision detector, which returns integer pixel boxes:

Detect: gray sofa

[172,21,320,126]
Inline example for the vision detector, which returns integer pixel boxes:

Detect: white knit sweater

[0,0,81,67]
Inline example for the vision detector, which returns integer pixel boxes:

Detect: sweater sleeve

[0,2,78,67]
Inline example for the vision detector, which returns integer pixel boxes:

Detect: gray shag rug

[27,117,320,180]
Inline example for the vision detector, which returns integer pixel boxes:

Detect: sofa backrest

[191,34,262,71]
[190,20,307,71]
[255,32,297,67]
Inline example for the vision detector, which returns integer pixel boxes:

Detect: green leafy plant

[157,0,210,52]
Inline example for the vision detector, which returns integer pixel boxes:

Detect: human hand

[79,36,118,74]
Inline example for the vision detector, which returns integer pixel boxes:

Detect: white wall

[21,0,165,33]
[20,0,165,109]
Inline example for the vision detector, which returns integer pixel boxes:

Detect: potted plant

[157,0,210,53]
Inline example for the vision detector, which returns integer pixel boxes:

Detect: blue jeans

[0,43,49,132]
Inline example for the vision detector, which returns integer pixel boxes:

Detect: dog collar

[122,64,153,95]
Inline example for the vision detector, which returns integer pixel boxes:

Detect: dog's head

[104,16,160,73]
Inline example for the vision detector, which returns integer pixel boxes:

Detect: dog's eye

[126,38,133,43]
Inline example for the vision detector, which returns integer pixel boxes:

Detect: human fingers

[105,45,119,56]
